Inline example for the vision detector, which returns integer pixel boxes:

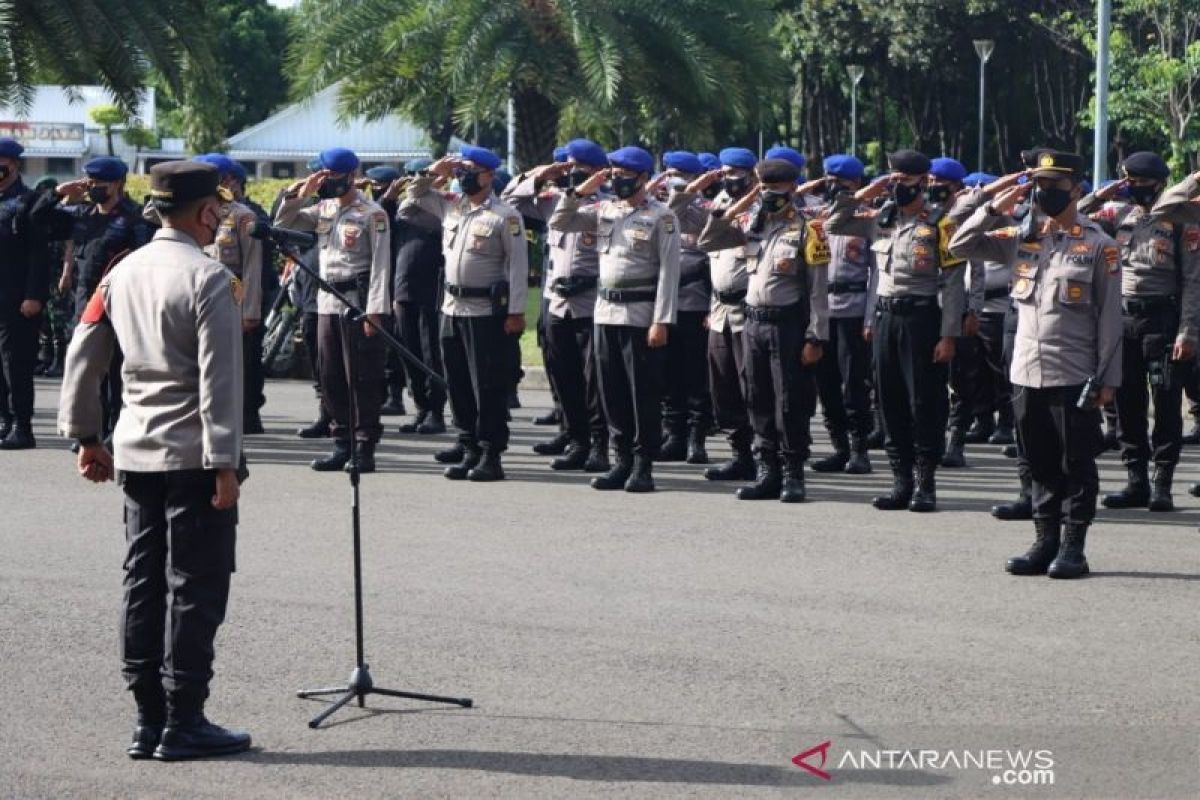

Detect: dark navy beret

[765,146,806,170]
[1120,151,1170,180]
[608,146,654,174]
[698,152,720,172]
[405,157,432,175]
[492,168,512,194]
[193,153,237,176]
[888,150,931,175]
[319,147,360,173]
[663,151,703,175]
[930,157,967,182]
[757,158,800,185]
[553,146,569,163]
[962,171,997,187]
[565,138,607,168]
[718,147,757,170]
[365,165,402,182]
[460,145,501,170]
[823,154,865,179]
[84,157,128,181]
[0,137,24,159]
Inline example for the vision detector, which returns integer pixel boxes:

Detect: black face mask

[87,185,111,205]
[702,183,722,200]
[722,176,750,198]
[1034,186,1072,217]
[823,181,848,202]
[611,174,641,200]
[568,169,591,190]
[458,171,486,196]
[760,189,792,215]
[1127,183,1160,207]
[926,184,952,205]
[553,173,570,189]
[317,177,350,199]
[891,182,922,206]
[370,183,388,201]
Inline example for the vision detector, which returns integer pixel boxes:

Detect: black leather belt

[828,281,868,294]
[1122,295,1178,315]
[328,275,370,292]
[550,275,598,298]
[599,287,657,303]
[445,283,492,298]
[744,304,806,323]
[984,286,1009,300]
[876,295,938,313]
[715,288,747,305]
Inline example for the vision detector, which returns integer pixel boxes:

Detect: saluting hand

[797,177,828,197]
[57,179,89,202]
[212,468,239,510]
[575,169,608,197]
[990,183,1031,217]
[685,170,722,195]
[429,156,459,179]
[1095,177,1128,201]
[78,443,114,483]
[298,169,330,199]
[983,170,1029,196]
[855,174,897,203]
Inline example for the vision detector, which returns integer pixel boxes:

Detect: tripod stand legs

[298,664,473,729]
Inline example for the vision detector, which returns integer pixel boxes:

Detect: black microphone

[249,220,318,249]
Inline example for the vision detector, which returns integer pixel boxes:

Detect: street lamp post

[1094,0,1112,183]
[973,39,995,173]
[847,64,864,156]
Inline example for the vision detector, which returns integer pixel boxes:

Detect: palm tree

[290,0,787,167]
[0,0,214,114]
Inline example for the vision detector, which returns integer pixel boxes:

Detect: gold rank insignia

[1040,154,1055,167]
[508,217,521,236]
[1102,245,1120,273]
[1069,224,1083,238]
[1014,277,1032,294]
[1067,284,1084,301]
[913,244,931,257]
[1070,243,1090,254]
[917,225,936,238]
[231,276,244,306]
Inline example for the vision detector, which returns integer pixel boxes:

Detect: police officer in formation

[0,138,49,450]
[1078,152,1200,513]
[504,139,610,472]
[276,147,393,474]
[403,145,529,482]
[59,159,251,758]
[550,145,681,492]
[951,150,1122,579]
[827,150,967,512]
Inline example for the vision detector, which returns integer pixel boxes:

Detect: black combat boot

[296,410,331,439]
[1047,522,1090,579]
[844,437,872,474]
[311,439,351,471]
[45,335,67,378]
[812,432,850,473]
[551,440,589,470]
[940,428,967,468]
[779,458,806,503]
[686,428,709,464]
[988,421,1014,445]
[434,442,465,464]
[1005,518,1061,575]
[1102,463,1150,509]
[964,415,994,444]
[583,434,610,473]
[532,430,571,455]
[533,408,561,426]
[658,430,688,462]
[154,691,250,762]
[1148,464,1175,512]
[398,410,428,433]
[127,683,166,760]
[624,455,655,493]
[865,406,886,450]
[591,450,633,490]
[872,458,914,510]
[0,421,35,450]
[379,392,407,416]
[909,458,937,512]
[444,446,481,480]
[0,417,12,441]
[1002,444,1019,458]
[992,473,1033,520]
[344,441,376,474]
[468,449,505,482]
[704,441,755,481]
[417,409,446,434]
[736,452,782,500]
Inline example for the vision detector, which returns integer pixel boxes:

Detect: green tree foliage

[88,104,126,155]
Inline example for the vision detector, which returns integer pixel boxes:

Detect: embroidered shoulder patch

[508,217,521,236]
[1102,245,1120,273]
[373,212,388,233]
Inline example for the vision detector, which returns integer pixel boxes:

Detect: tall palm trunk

[513,88,559,171]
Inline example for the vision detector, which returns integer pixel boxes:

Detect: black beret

[756,158,800,185]
[1020,147,1052,169]
[888,149,930,175]
[1030,150,1087,180]
[149,160,222,205]
[1120,151,1169,180]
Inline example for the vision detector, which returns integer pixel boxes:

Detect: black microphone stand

[267,234,472,729]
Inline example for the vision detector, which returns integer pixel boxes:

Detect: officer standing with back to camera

[699,157,829,502]
[550,145,681,493]
[402,145,529,482]
[826,150,967,513]
[58,160,251,760]
[34,155,152,441]
[503,138,611,473]
[1079,152,1200,513]
[0,138,50,451]
[951,150,1122,580]
[276,147,392,474]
